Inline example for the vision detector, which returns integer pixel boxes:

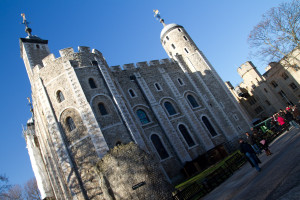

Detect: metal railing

[173,152,246,200]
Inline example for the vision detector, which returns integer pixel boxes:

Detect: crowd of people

[239,104,300,172]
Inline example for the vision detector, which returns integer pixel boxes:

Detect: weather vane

[153,10,166,26]
[21,13,32,36]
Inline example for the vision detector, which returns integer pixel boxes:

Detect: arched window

[136,109,150,124]
[187,95,199,108]
[151,134,169,159]
[179,124,195,147]
[202,116,217,137]
[89,78,97,89]
[56,90,65,103]
[98,103,108,115]
[129,89,136,97]
[164,101,177,115]
[66,117,76,131]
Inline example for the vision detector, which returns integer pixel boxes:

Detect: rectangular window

[278,90,286,98]
[248,96,257,105]
[233,114,239,120]
[184,48,189,53]
[282,73,289,80]
[154,83,162,91]
[183,36,188,41]
[271,81,278,88]
[177,78,184,85]
[178,28,182,32]
[171,44,176,49]
[289,83,298,90]
[254,106,263,114]
[166,36,169,40]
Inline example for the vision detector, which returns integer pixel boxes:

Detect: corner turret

[19,14,50,84]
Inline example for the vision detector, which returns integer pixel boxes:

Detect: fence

[172,152,246,200]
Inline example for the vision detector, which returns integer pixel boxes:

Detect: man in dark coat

[239,139,261,172]
[245,131,262,154]
[284,109,300,129]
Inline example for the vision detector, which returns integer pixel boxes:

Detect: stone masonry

[21,19,251,200]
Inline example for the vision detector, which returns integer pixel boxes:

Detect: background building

[21,16,250,199]
[227,48,300,123]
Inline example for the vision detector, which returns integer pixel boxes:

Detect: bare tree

[1,185,23,200]
[248,0,300,64]
[0,174,11,198]
[24,178,41,200]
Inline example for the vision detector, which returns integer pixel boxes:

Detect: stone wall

[96,142,174,200]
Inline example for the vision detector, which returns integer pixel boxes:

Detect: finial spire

[153,10,166,27]
[21,13,32,36]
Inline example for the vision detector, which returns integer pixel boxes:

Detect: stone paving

[202,128,300,200]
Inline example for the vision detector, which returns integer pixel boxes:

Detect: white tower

[155,11,250,140]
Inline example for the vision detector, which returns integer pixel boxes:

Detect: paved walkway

[203,128,300,200]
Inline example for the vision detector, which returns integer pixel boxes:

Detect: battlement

[38,46,174,76]
[59,47,74,57]
[39,46,103,68]
[42,54,56,67]
[110,58,174,72]
[237,61,256,77]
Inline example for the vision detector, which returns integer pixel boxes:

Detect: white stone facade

[228,48,300,121]
[20,22,250,199]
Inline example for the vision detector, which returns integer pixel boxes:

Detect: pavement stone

[202,128,300,200]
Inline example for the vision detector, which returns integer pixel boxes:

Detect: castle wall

[20,21,254,199]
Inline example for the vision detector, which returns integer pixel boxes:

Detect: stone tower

[158,15,250,142]
[21,13,251,199]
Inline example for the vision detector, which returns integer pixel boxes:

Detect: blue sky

[0,0,287,186]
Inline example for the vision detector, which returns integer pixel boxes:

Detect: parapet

[78,46,91,53]
[111,65,122,72]
[123,63,135,70]
[59,47,74,57]
[92,49,103,57]
[225,81,234,89]
[159,58,171,64]
[42,54,56,67]
[136,62,149,68]
[110,58,173,73]
[149,60,160,66]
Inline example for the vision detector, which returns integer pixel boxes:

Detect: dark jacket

[246,134,254,145]
[239,141,255,154]
[285,111,294,122]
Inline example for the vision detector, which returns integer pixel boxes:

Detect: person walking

[245,132,262,154]
[292,105,300,124]
[284,109,300,129]
[239,139,261,172]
